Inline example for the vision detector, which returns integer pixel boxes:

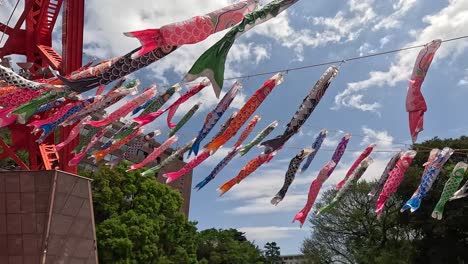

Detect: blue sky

[2,0,468,255]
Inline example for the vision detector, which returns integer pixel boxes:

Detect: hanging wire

[0,0,20,45]
[184,35,468,85]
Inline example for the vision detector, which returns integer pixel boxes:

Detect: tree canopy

[85,163,198,264]
[196,228,265,264]
[263,241,281,263]
[302,136,468,264]
[85,162,267,264]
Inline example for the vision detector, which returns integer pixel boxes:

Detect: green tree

[196,228,265,264]
[263,242,281,263]
[302,136,468,264]
[85,163,198,264]
[302,182,417,264]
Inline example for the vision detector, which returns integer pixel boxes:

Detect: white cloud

[220,166,321,215]
[358,43,376,56]
[334,94,382,113]
[227,194,306,214]
[373,0,418,31]
[380,36,391,48]
[334,0,468,112]
[360,126,394,147]
[459,68,468,86]
[253,45,270,64]
[238,226,307,242]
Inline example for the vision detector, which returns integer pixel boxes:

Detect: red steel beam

[59,0,84,173]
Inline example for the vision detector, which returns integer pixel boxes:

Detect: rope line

[0,0,20,45]
[219,35,468,81]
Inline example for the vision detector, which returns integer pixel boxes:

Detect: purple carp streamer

[271,148,313,205]
[368,151,402,200]
[189,82,241,156]
[261,66,339,154]
[293,161,336,227]
[401,147,453,213]
[128,135,178,171]
[406,40,442,143]
[432,162,468,220]
[375,150,417,217]
[300,129,328,173]
[327,134,352,177]
[317,157,373,215]
[184,0,299,97]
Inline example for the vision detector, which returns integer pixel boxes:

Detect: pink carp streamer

[375,150,417,217]
[63,80,140,126]
[86,85,157,127]
[124,0,258,58]
[164,150,211,184]
[69,127,109,166]
[134,80,210,128]
[91,127,143,162]
[163,112,258,183]
[368,151,403,200]
[55,116,91,151]
[0,87,46,107]
[406,40,442,143]
[205,73,284,152]
[0,107,18,128]
[293,161,336,227]
[217,151,279,196]
[0,86,19,98]
[232,115,261,148]
[128,135,178,171]
[335,143,375,190]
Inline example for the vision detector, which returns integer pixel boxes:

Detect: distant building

[276,254,312,264]
[78,116,192,217]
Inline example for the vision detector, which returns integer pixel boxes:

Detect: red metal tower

[0,0,84,173]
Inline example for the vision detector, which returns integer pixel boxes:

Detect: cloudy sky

[2,0,468,255]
